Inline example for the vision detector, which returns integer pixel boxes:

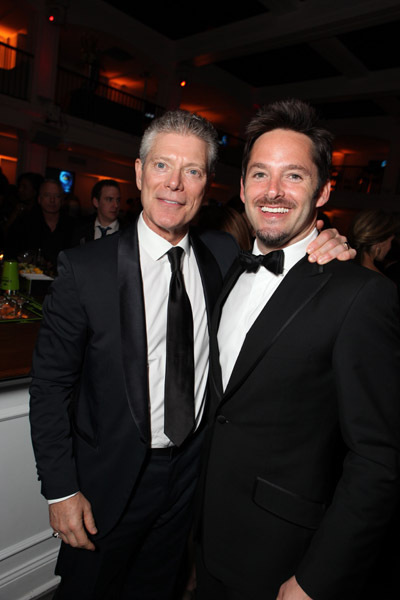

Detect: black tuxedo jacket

[201,256,400,600]
[30,222,238,538]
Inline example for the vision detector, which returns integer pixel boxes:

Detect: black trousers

[54,432,204,600]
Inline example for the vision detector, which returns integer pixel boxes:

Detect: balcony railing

[0,42,32,100]
[55,67,164,137]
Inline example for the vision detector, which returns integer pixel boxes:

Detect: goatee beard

[256,229,290,249]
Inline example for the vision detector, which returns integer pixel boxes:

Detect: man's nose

[165,168,183,191]
[265,175,284,199]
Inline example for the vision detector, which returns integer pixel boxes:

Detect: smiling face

[241,128,330,254]
[135,132,209,244]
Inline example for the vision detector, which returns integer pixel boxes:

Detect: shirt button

[217,414,228,424]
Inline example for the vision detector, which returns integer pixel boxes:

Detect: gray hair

[139,110,219,176]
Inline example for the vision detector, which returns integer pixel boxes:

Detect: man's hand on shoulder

[307,224,356,264]
[276,576,312,600]
[49,491,97,551]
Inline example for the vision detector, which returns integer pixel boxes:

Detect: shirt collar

[95,217,119,232]
[253,228,318,273]
[137,212,191,261]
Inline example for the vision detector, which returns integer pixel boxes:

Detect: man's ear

[92,197,99,210]
[240,177,246,205]
[135,159,143,191]
[316,180,331,208]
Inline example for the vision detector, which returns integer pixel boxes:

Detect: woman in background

[348,208,398,274]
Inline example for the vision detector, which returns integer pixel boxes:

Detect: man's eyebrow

[152,155,206,170]
[185,162,206,170]
[247,162,267,171]
[285,164,312,176]
[248,162,312,176]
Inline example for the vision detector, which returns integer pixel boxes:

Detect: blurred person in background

[5,179,75,269]
[348,209,399,274]
[72,179,121,245]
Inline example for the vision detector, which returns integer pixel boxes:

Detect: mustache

[255,198,296,210]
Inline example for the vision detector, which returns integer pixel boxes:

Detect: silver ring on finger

[343,241,350,250]
[52,531,61,538]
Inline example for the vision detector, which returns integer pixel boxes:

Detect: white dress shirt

[218,229,318,391]
[94,217,119,239]
[137,214,209,447]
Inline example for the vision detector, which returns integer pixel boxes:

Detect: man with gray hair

[30,109,352,599]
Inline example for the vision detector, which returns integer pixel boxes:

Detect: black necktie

[164,246,195,446]
[98,225,111,237]
[239,249,284,275]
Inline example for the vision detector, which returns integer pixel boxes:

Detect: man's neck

[97,215,116,227]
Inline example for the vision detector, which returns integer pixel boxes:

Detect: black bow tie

[239,249,284,275]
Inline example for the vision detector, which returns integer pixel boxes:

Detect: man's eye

[188,169,200,176]
[253,172,265,179]
[156,162,166,169]
[288,173,302,181]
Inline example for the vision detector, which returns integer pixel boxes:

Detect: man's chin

[256,229,290,249]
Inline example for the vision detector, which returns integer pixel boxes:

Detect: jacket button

[217,415,228,424]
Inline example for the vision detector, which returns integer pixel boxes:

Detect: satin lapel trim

[118,223,149,443]
[190,230,223,325]
[223,257,331,401]
[210,258,244,401]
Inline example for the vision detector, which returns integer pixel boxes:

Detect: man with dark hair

[30,108,352,600]
[198,99,400,600]
[72,179,121,245]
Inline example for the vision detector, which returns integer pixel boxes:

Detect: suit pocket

[253,477,325,530]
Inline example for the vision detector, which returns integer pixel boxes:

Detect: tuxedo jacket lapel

[214,257,332,405]
[118,223,150,443]
[190,230,224,326]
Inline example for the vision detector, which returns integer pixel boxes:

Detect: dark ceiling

[102,0,400,124]
[104,1,269,40]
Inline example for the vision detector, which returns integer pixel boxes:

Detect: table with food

[0,259,52,380]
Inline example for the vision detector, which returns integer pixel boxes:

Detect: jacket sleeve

[30,251,88,500]
[296,274,400,599]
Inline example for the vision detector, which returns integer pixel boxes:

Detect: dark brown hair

[348,209,399,258]
[242,99,333,194]
[91,179,120,202]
